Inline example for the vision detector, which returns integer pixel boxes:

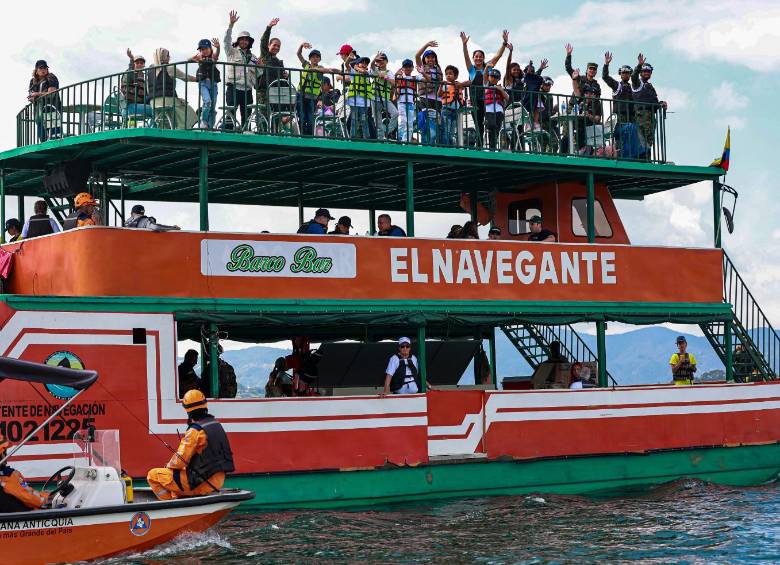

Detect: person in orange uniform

[0,433,48,512]
[63,192,102,230]
[147,389,235,500]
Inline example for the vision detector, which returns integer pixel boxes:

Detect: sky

[1,0,779,327]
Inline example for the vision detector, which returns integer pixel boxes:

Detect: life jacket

[419,65,441,97]
[373,72,393,101]
[62,211,94,230]
[390,354,419,393]
[299,63,323,98]
[441,83,464,107]
[672,353,695,382]
[196,57,221,83]
[632,78,659,105]
[347,72,371,100]
[395,75,417,99]
[484,85,503,108]
[147,67,177,99]
[186,415,235,489]
[25,214,55,238]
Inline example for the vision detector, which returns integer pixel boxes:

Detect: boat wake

[97,528,232,564]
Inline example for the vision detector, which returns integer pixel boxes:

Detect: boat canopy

[0,356,97,389]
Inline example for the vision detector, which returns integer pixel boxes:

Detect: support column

[120,183,125,224]
[101,174,109,226]
[596,321,608,387]
[368,207,376,235]
[712,180,722,249]
[724,318,733,382]
[17,196,24,224]
[417,325,427,392]
[209,322,219,398]
[470,190,478,223]
[0,169,5,244]
[297,183,304,227]
[405,161,415,237]
[198,147,209,231]
[586,172,596,243]
[488,328,498,388]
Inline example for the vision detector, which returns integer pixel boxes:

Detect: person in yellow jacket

[147,389,235,500]
[670,335,697,385]
[0,433,48,512]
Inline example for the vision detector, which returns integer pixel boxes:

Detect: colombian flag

[710,127,730,172]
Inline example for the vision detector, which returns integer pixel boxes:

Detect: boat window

[508,199,542,235]
[571,198,613,238]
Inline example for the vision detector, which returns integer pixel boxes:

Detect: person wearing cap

[297,43,339,136]
[669,336,697,385]
[564,43,601,98]
[224,10,259,131]
[337,44,358,71]
[4,219,22,243]
[538,76,558,146]
[258,17,286,106]
[519,56,549,130]
[122,49,153,122]
[483,68,508,150]
[370,52,398,141]
[570,68,603,154]
[124,204,181,231]
[384,337,422,394]
[298,208,335,234]
[527,215,556,242]
[377,214,407,237]
[488,226,502,240]
[190,38,222,129]
[342,56,373,139]
[0,432,49,512]
[602,52,634,124]
[147,389,234,500]
[316,76,342,135]
[28,59,61,142]
[631,53,667,157]
[22,200,61,239]
[63,192,102,230]
[415,40,444,145]
[395,59,422,143]
[328,216,353,235]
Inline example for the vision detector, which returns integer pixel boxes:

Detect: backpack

[218,359,238,398]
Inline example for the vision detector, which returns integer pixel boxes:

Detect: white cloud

[656,86,690,110]
[717,115,747,130]
[711,81,749,111]
[773,229,780,240]
[279,0,368,15]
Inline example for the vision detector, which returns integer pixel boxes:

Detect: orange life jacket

[441,83,464,106]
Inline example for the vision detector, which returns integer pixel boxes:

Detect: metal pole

[101,174,109,226]
[0,169,5,244]
[405,161,415,237]
[17,196,24,224]
[120,182,126,224]
[596,321,607,387]
[368,207,376,235]
[470,190,478,223]
[298,183,304,227]
[209,322,219,398]
[488,328,498,388]
[586,172,596,243]
[724,318,733,382]
[712,180,722,249]
[417,325,427,392]
[199,147,209,231]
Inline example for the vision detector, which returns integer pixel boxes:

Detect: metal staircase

[700,251,779,381]
[501,322,616,384]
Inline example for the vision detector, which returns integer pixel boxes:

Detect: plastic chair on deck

[37,103,63,141]
[267,79,300,135]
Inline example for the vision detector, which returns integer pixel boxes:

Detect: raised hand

[502,29,510,44]
[302,42,312,49]
[427,40,439,48]
[268,17,279,28]
[460,31,470,45]
[126,48,133,60]
[604,51,612,65]
[565,43,573,55]
[229,10,239,25]
[637,52,645,65]
[539,58,549,71]
[507,43,513,52]
[572,68,580,79]
[212,38,220,48]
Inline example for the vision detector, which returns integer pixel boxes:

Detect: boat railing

[17,61,667,163]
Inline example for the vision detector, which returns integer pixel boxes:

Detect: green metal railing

[17,61,668,162]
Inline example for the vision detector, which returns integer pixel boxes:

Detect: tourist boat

[0,61,778,509]
[0,357,253,565]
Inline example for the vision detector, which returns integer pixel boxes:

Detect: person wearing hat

[63,192,102,230]
[370,52,398,141]
[22,200,61,239]
[383,337,422,394]
[337,44,358,71]
[28,59,61,141]
[527,215,556,242]
[395,59,421,143]
[631,52,667,157]
[0,432,49,512]
[297,43,340,136]
[190,38,222,129]
[483,67,508,150]
[124,204,181,231]
[223,10,259,131]
[4,219,22,243]
[415,40,443,145]
[602,52,634,124]
[670,335,697,385]
[328,216,353,235]
[564,43,601,98]
[488,226,502,240]
[298,208,335,234]
[147,389,235,500]
[122,49,153,122]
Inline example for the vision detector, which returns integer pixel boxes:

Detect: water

[103,480,780,564]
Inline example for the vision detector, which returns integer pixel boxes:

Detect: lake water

[102,480,780,564]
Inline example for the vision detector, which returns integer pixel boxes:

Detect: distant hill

[187,326,774,394]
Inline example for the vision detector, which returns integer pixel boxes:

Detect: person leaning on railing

[415,41,443,146]
[603,51,645,159]
[257,17,285,106]
[631,53,667,159]
[145,48,198,129]
[122,50,153,121]
[190,38,222,130]
[297,43,339,136]
[570,69,602,155]
[370,52,398,141]
[27,59,61,142]
[224,10,259,131]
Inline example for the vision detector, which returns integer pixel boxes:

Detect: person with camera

[670,335,697,385]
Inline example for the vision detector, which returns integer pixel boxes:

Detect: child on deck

[190,38,221,129]
[370,52,398,141]
[297,43,338,136]
[522,58,548,130]
[415,41,443,145]
[439,66,468,146]
[341,56,372,139]
[483,68,508,150]
[395,59,420,143]
[315,77,342,137]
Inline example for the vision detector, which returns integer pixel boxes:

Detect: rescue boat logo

[43,351,85,400]
[130,511,152,536]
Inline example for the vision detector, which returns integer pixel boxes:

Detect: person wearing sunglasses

[384,337,421,394]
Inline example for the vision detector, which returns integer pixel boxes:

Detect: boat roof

[0,129,723,211]
[0,356,97,389]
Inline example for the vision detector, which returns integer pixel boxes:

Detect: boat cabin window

[571,198,613,238]
[508,199,543,235]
